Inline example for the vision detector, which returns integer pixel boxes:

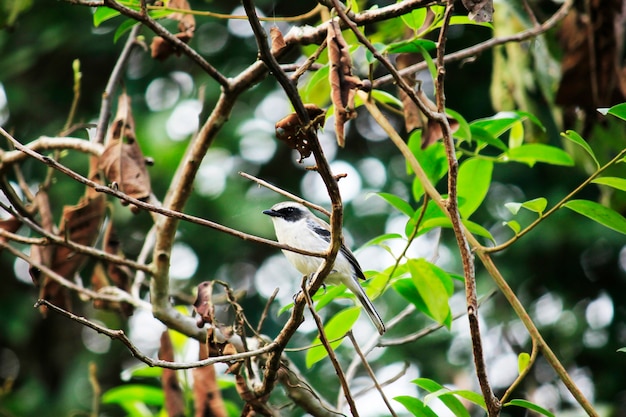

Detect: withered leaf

[90,221,134,316]
[99,94,152,207]
[275,104,326,162]
[415,88,460,149]
[461,0,494,23]
[193,340,227,417]
[150,0,195,60]
[396,53,423,133]
[193,281,214,327]
[159,331,186,417]
[270,26,287,55]
[0,217,22,247]
[327,19,364,147]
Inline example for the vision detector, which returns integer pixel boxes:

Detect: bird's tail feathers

[350,281,386,335]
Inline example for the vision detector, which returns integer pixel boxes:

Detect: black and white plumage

[263,201,386,335]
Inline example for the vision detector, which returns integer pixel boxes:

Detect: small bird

[263,201,386,335]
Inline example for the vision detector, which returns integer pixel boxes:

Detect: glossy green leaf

[370,89,403,108]
[457,158,493,218]
[606,102,626,122]
[438,390,487,410]
[300,65,329,106]
[385,39,437,54]
[470,125,508,151]
[394,396,439,417]
[508,120,524,149]
[102,385,164,406]
[592,177,626,192]
[503,399,555,417]
[618,347,626,353]
[393,278,429,319]
[561,130,599,168]
[375,192,414,217]
[93,7,120,27]
[505,197,547,215]
[506,144,574,167]
[406,199,445,238]
[400,7,429,31]
[413,379,471,417]
[503,220,521,234]
[408,258,451,325]
[471,116,521,138]
[311,284,346,312]
[563,199,626,235]
[517,352,530,374]
[361,232,404,248]
[113,20,139,43]
[447,108,471,143]
[407,134,448,200]
[432,15,493,30]
[305,307,359,367]
[419,217,495,242]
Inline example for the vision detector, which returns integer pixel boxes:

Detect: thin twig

[35,299,277,370]
[301,280,359,416]
[94,24,142,145]
[239,171,331,217]
[347,331,398,417]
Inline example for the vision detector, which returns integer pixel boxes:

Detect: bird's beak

[263,209,280,217]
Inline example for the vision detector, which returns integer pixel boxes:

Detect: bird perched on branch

[263,201,386,335]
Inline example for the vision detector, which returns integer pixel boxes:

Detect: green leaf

[385,39,437,54]
[419,216,495,242]
[508,120,524,149]
[517,352,530,374]
[300,65,330,106]
[364,42,386,64]
[446,108,471,143]
[374,192,414,217]
[412,379,471,417]
[457,158,493,218]
[407,259,451,325]
[563,199,626,235]
[470,125,508,151]
[370,89,403,108]
[312,284,346,312]
[394,396,439,417]
[592,176,626,192]
[561,130,599,168]
[471,115,521,138]
[506,144,574,167]
[93,7,120,27]
[361,232,403,248]
[407,135,448,200]
[505,197,548,215]
[606,102,626,122]
[113,19,139,43]
[400,7,429,31]
[393,277,429,316]
[438,390,487,410]
[305,307,359,367]
[618,347,626,353]
[102,385,164,406]
[503,220,521,234]
[433,15,493,30]
[503,399,555,417]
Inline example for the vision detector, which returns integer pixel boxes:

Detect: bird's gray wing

[310,222,366,281]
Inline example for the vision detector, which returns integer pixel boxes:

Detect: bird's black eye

[278,206,302,221]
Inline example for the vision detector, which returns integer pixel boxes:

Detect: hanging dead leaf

[159,331,186,417]
[0,217,22,248]
[193,340,227,417]
[193,281,215,327]
[461,0,494,23]
[327,19,365,147]
[30,190,54,288]
[396,53,423,133]
[270,26,287,55]
[150,0,195,61]
[99,94,152,209]
[275,104,326,162]
[415,88,459,149]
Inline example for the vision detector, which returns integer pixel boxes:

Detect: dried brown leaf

[193,281,214,327]
[159,331,186,417]
[150,0,195,60]
[270,26,287,55]
[0,217,22,247]
[99,94,152,206]
[461,0,494,22]
[327,19,363,147]
[414,88,460,149]
[275,104,326,162]
[193,340,227,417]
[396,53,423,132]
